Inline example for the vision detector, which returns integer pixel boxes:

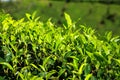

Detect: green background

[0,0,120,35]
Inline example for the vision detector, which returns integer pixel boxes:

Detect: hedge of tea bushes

[0,12,120,80]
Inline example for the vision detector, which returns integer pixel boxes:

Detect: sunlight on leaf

[85,74,92,80]
[0,62,14,72]
[64,12,72,27]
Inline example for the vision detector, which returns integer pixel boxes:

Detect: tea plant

[0,12,120,80]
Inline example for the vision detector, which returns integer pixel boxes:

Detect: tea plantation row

[0,12,120,80]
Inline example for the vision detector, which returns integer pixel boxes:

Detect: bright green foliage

[0,12,120,80]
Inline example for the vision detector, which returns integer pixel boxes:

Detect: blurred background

[0,0,120,35]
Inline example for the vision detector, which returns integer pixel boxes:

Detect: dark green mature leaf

[84,64,91,76]
[0,76,5,80]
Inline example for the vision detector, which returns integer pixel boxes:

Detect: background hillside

[0,0,120,35]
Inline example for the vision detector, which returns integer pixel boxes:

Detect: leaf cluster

[0,12,120,80]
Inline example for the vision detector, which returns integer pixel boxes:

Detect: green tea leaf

[26,13,32,21]
[46,70,56,80]
[86,51,95,60]
[78,63,86,75]
[64,12,72,27]
[73,59,78,70]
[0,62,14,72]
[43,56,51,67]
[18,72,25,80]
[58,69,66,78]
[31,11,37,20]
[30,64,41,71]
[84,64,91,76]
[113,58,120,65]
[85,74,92,80]
[10,43,17,53]
[39,65,45,72]
[30,76,43,80]
[105,31,112,41]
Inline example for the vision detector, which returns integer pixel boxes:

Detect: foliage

[0,12,120,80]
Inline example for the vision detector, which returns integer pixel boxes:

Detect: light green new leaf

[94,52,107,63]
[73,59,78,70]
[68,56,79,70]
[26,13,32,21]
[58,69,66,78]
[86,51,94,60]
[43,56,51,67]
[10,43,17,53]
[30,76,43,80]
[11,35,16,41]
[64,12,72,27]
[0,62,14,72]
[46,70,56,80]
[106,31,112,41]
[47,18,55,32]
[35,17,40,22]
[76,46,83,55]
[30,64,41,71]
[78,63,86,75]
[18,72,25,80]
[31,11,37,20]
[113,58,120,65]
[85,74,92,80]
[39,65,45,72]
[20,66,30,73]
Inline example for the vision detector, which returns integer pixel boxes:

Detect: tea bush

[0,12,120,80]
